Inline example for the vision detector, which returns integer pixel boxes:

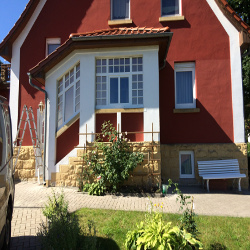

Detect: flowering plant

[80,121,144,194]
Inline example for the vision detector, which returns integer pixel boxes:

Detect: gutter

[159,34,173,71]
[27,72,47,185]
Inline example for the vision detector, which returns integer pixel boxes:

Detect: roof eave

[29,32,173,84]
[0,0,40,62]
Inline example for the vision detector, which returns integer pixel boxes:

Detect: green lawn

[76,208,250,250]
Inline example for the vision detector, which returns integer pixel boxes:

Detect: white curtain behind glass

[113,0,129,19]
[176,71,193,104]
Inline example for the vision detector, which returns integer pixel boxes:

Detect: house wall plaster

[9,0,47,141]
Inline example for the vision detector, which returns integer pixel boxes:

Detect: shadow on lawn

[81,235,119,250]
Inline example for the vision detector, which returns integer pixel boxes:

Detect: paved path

[10,181,250,249]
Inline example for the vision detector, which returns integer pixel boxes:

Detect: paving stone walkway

[10,181,250,249]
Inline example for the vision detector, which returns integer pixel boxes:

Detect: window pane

[110,78,118,103]
[120,77,129,103]
[48,44,60,55]
[162,0,179,16]
[64,87,74,121]
[176,71,193,104]
[112,0,129,19]
[181,154,192,175]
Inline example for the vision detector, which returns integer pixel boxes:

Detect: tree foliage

[227,0,250,137]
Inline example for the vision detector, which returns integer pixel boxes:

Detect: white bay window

[57,63,80,129]
[96,57,143,109]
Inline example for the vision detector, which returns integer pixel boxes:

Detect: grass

[75,208,250,250]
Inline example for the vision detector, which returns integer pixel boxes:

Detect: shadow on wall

[159,61,234,144]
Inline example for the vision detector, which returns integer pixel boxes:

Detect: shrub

[37,190,82,249]
[125,180,203,249]
[125,212,202,250]
[79,121,144,194]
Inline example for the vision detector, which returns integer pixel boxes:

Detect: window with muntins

[175,62,196,109]
[111,0,130,20]
[57,63,80,129]
[96,57,143,108]
[46,38,61,56]
[161,0,181,16]
[179,151,194,178]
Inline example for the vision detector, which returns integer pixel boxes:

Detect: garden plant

[78,121,144,195]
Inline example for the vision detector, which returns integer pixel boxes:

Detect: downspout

[27,72,47,185]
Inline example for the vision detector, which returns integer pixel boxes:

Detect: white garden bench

[197,159,246,192]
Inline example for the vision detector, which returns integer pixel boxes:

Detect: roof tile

[69,27,170,38]
[218,0,250,34]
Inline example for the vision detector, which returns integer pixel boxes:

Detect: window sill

[173,108,200,114]
[96,108,144,113]
[56,113,80,138]
[159,16,185,22]
[108,19,133,25]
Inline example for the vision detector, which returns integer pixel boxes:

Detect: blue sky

[0,0,29,62]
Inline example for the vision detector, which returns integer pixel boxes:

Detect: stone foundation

[161,143,249,190]
[50,141,161,188]
[13,146,36,181]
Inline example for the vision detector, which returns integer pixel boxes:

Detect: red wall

[56,119,79,163]
[18,0,233,145]
[121,113,144,142]
[96,113,117,142]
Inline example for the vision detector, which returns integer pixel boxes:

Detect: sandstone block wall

[161,143,249,189]
[50,141,161,188]
[13,146,36,181]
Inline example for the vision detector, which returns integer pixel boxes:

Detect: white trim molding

[206,0,245,143]
[9,0,47,140]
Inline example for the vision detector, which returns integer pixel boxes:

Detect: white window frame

[174,62,196,109]
[179,151,195,178]
[111,0,130,20]
[161,0,182,17]
[46,38,61,57]
[96,57,143,109]
[57,62,80,130]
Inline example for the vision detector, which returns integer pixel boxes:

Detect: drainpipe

[27,72,47,185]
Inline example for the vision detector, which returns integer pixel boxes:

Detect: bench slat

[197,159,246,192]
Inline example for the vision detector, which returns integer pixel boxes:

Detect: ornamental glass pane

[112,0,129,19]
[181,154,192,175]
[162,0,179,16]
[176,71,193,104]
[110,78,118,103]
[120,77,129,103]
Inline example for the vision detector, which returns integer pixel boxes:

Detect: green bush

[125,212,202,250]
[79,121,144,194]
[37,190,82,249]
[125,180,203,249]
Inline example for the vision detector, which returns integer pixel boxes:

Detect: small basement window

[179,151,195,178]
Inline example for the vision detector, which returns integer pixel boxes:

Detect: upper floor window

[46,38,61,56]
[96,57,143,109]
[57,63,80,129]
[175,62,196,109]
[161,0,181,16]
[111,0,130,20]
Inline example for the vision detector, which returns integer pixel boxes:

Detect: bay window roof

[29,27,173,85]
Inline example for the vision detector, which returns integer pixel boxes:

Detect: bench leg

[238,178,242,192]
[207,179,210,192]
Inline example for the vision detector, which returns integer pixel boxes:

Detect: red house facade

[0,0,249,188]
